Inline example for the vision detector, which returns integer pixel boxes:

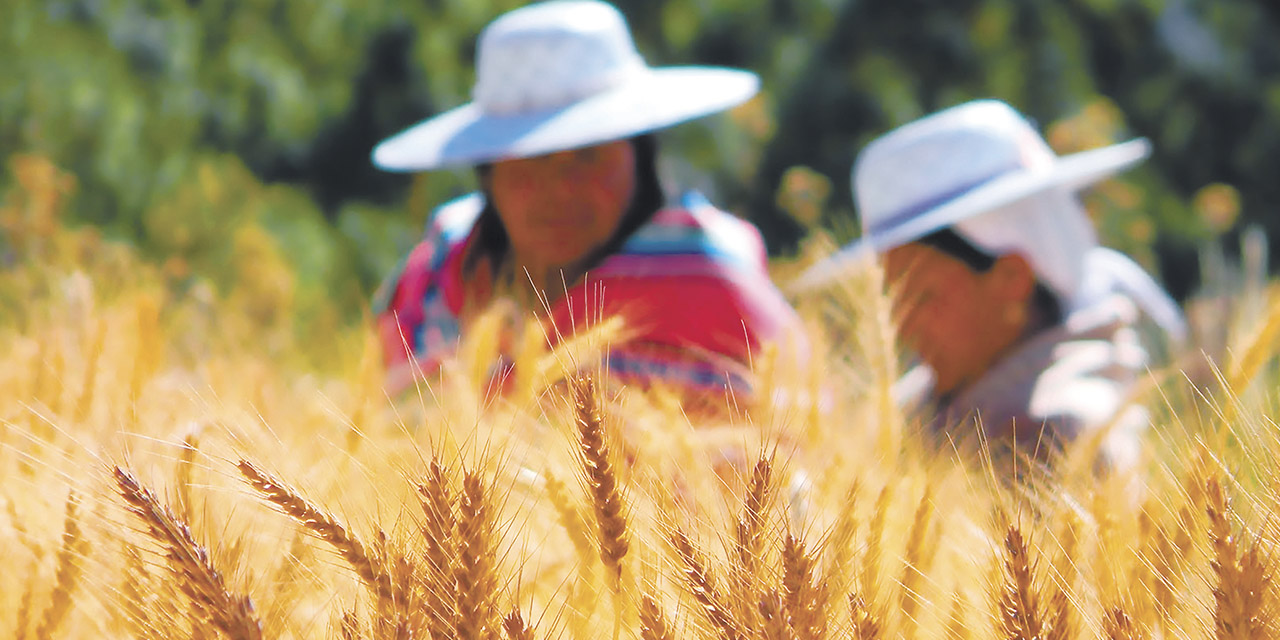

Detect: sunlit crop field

[3,155,1279,639]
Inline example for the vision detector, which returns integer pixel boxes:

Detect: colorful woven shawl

[375,192,800,394]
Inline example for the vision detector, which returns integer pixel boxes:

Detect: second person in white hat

[796,99,1185,470]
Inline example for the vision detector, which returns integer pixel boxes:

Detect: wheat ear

[114,466,263,640]
[1206,475,1271,638]
[671,526,743,640]
[860,486,891,610]
[998,523,1044,640]
[338,609,363,640]
[1102,606,1146,640]
[571,375,630,584]
[176,431,200,521]
[417,459,458,639]
[735,458,774,579]
[900,484,934,629]
[848,591,883,640]
[943,589,969,640]
[73,316,106,422]
[758,588,795,640]
[34,491,88,639]
[639,592,675,640]
[455,471,499,640]
[544,472,597,571]
[15,555,36,640]
[237,460,393,605]
[782,533,823,639]
[502,607,536,640]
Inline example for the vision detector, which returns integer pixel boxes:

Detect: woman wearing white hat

[372,0,802,396]
[794,100,1186,469]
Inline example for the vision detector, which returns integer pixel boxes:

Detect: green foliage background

[3,0,1277,327]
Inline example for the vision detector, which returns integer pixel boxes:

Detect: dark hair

[464,134,665,276]
[915,227,1063,324]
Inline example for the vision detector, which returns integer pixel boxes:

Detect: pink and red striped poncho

[375,192,803,396]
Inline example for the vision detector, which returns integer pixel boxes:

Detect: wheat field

[3,154,1280,639]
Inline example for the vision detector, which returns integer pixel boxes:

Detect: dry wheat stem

[943,590,969,640]
[338,610,363,640]
[1205,475,1272,639]
[114,466,264,640]
[502,607,535,640]
[759,588,796,640]
[782,533,824,639]
[34,490,87,639]
[571,375,630,584]
[236,459,395,606]
[848,591,883,640]
[999,524,1044,640]
[671,526,743,640]
[638,592,675,640]
[417,459,459,639]
[1103,606,1145,640]
[455,471,499,640]
[900,484,935,628]
[736,458,774,575]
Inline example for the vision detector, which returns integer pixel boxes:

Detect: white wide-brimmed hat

[372,0,759,172]
[790,99,1151,301]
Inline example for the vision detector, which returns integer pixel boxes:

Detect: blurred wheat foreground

[4,155,1280,639]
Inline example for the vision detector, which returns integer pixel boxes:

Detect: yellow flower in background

[1194,182,1241,235]
[775,165,831,229]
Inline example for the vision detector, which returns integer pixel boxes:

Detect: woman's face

[884,242,1034,395]
[490,140,637,271]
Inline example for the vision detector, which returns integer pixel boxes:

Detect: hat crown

[855,100,1056,236]
[473,1,646,115]
[853,100,1105,302]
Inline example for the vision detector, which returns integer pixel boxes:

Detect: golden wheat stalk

[1102,606,1145,640]
[1205,475,1272,638]
[900,484,934,629]
[117,541,150,635]
[671,526,743,640]
[417,459,459,638]
[33,491,87,639]
[14,554,36,640]
[848,591,883,640]
[860,485,891,608]
[735,458,774,578]
[943,590,969,640]
[114,466,263,640]
[455,471,499,640]
[176,431,200,521]
[502,607,536,640]
[236,460,394,606]
[782,533,824,639]
[571,375,630,584]
[639,592,675,640]
[998,523,1044,640]
[820,483,860,604]
[338,610,362,640]
[544,472,597,572]
[1226,296,1280,393]
[73,316,106,422]
[758,588,795,640]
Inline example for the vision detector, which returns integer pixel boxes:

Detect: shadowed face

[490,140,636,273]
[884,242,1035,395]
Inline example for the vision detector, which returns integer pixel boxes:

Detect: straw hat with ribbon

[792,99,1186,342]
[372,0,759,172]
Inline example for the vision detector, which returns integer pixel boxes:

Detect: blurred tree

[2,0,1278,307]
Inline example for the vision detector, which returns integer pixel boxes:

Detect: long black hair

[464,134,666,277]
[915,227,1063,324]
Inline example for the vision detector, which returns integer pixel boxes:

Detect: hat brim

[372,67,758,172]
[788,138,1152,294]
